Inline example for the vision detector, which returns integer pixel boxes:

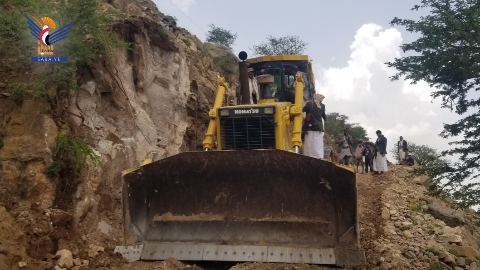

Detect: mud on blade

[121,150,365,266]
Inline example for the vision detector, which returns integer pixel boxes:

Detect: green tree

[164,15,178,23]
[324,112,348,140]
[251,35,308,56]
[386,0,480,207]
[206,24,237,49]
[350,124,369,145]
[390,142,439,165]
[324,113,369,144]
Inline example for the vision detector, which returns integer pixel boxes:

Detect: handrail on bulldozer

[202,77,228,151]
[290,72,305,154]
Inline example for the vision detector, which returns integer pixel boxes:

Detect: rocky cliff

[0,2,239,268]
[1,1,480,270]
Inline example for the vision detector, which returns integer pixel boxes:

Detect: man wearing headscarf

[248,68,258,104]
[373,130,388,174]
[336,126,354,165]
[302,93,326,159]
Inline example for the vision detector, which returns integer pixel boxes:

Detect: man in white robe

[373,130,388,173]
[248,68,258,104]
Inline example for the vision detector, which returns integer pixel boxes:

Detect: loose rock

[56,249,74,268]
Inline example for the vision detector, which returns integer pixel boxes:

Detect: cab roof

[246,55,310,63]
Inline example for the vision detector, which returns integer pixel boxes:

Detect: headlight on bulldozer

[219,109,230,116]
[264,107,274,114]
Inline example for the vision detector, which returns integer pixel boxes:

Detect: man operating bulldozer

[284,65,312,106]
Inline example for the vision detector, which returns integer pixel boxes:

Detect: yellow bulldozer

[115,52,365,266]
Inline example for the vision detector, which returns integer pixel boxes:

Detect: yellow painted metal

[122,168,136,176]
[276,103,294,150]
[215,101,294,151]
[202,78,228,150]
[336,163,355,172]
[246,55,309,63]
[256,77,274,83]
[257,99,275,104]
[290,72,305,149]
[121,159,152,176]
[142,159,152,166]
[202,55,313,152]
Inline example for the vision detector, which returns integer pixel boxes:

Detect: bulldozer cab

[116,53,365,267]
[246,55,315,104]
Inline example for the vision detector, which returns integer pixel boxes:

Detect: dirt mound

[112,257,204,270]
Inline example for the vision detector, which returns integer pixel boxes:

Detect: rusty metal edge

[114,243,364,266]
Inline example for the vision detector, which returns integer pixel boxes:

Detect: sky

[152,0,463,162]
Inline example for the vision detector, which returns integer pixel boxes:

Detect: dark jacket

[362,145,374,159]
[397,140,408,152]
[302,101,326,132]
[407,156,414,166]
[375,135,387,155]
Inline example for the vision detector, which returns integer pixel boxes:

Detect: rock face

[0,206,27,267]
[62,17,238,244]
[0,10,238,269]
[0,100,57,162]
[0,100,57,209]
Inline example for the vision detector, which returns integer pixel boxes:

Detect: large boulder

[448,245,480,258]
[427,202,465,227]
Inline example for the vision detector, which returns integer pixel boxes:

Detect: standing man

[302,93,327,159]
[248,68,258,104]
[336,126,353,165]
[283,65,311,106]
[362,141,374,173]
[373,130,388,174]
[397,136,408,164]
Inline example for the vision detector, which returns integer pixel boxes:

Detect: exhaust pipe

[238,51,250,105]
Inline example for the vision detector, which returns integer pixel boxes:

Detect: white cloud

[152,0,196,16]
[383,122,431,138]
[402,80,433,102]
[315,23,461,162]
[317,24,402,100]
[170,0,196,13]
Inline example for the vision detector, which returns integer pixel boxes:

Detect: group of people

[397,136,415,166]
[331,132,415,173]
[142,7,178,36]
[337,128,388,174]
[245,65,413,173]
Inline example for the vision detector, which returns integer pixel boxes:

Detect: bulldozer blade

[120,150,365,266]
